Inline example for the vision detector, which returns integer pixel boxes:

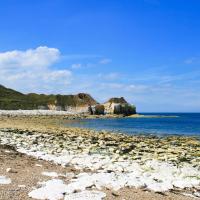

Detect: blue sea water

[65,113,200,137]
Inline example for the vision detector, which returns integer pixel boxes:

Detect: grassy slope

[0,85,97,110]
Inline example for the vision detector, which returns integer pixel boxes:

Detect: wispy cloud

[99,58,112,65]
[97,72,119,81]
[184,57,196,64]
[71,63,82,69]
[63,54,102,60]
[98,82,150,93]
[184,56,200,64]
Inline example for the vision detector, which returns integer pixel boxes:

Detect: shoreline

[0,115,200,199]
[0,109,180,118]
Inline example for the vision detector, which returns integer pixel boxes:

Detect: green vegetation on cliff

[0,85,97,110]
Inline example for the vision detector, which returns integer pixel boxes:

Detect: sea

[65,113,200,137]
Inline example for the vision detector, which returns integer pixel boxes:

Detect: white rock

[6,168,17,173]
[35,164,43,167]
[42,172,59,177]
[194,192,200,197]
[146,181,173,192]
[172,179,193,189]
[0,176,11,184]
[64,172,75,179]
[64,190,106,200]
[6,168,12,173]
[182,193,199,199]
[18,185,26,188]
[28,179,66,200]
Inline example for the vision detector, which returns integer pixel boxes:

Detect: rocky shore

[0,115,200,200]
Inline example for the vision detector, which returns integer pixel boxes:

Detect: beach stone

[0,176,11,184]
[194,192,200,197]
[6,168,17,173]
[64,190,106,200]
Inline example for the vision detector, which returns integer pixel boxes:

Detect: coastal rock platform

[0,115,199,200]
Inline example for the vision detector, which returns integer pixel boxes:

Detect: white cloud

[99,58,112,64]
[99,82,149,93]
[71,63,82,69]
[45,70,71,81]
[184,56,200,64]
[125,84,149,92]
[98,73,119,81]
[0,46,72,94]
[64,54,101,60]
[100,83,124,89]
[0,46,60,68]
[184,57,197,64]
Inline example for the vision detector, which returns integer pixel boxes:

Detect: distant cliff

[0,85,136,115]
[0,85,97,110]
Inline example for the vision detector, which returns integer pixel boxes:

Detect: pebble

[64,191,106,200]
[0,176,11,184]
[6,168,17,173]
[42,171,59,177]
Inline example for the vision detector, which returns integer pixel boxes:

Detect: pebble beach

[0,111,200,200]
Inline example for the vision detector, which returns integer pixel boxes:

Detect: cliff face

[103,97,136,116]
[0,85,97,111]
[107,97,127,104]
[0,85,136,115]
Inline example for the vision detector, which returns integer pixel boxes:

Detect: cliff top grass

[0,85,97,110]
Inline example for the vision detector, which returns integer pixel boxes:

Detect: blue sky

[0,0,200,112]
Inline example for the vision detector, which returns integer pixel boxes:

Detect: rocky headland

[0,84,136,116]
